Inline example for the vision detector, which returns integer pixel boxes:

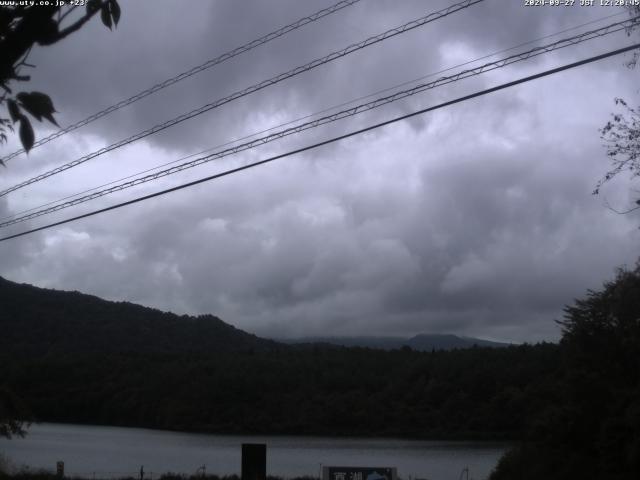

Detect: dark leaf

[0,7,18,25]
[44,111,59,127]
[101,3,112,29]
[16,92,58,126]
[7,99,20,122]
[110,0,121,26]
[19,116,34,152]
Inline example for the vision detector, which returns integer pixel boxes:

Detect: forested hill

[2,266,639,478]
[1,275,507,355]
[0,276,279,355]
[1,275,561,440]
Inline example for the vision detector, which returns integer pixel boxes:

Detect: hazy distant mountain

[0,276,279,355]
[279,333,510,351]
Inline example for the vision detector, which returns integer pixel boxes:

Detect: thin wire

[0,0,363,163]
[2,42,638,243]
[0,0,484,198]
[1,16,635,229]
[0,9,626,223]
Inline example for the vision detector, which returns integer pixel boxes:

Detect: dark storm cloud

[1,0,639,343]
[13,0,615,164]
[17,0,561,152]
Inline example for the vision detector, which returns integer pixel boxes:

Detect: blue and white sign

[323,466,397,480]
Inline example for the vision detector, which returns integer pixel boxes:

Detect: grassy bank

[1,472,320,480]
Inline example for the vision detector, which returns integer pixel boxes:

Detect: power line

[0,0,484,198]
[1,10,627,224]
[1,16,635,229]
[2,42,638,243]
[0,0,363,164]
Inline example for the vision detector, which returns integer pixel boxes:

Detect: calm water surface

[0,424,508,480]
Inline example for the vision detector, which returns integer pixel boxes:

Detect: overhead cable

[1,9,627,224]
[1,16,635,228]
[1,42,638,243]
[0,0,484,198]
[0,0,363,164]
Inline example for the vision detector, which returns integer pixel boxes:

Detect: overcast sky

[1,0,639,342]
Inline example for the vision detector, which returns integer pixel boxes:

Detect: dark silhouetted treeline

[0,340,559,439]
[490,264,640,480]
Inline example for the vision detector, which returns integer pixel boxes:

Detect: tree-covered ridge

[0,276,278,355]
[0,276,561,440]
[490,263,640,480]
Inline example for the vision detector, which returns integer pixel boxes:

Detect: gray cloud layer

[1,0,639,342]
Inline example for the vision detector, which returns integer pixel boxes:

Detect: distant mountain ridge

[0,276,279,355]
[279,333,510,351]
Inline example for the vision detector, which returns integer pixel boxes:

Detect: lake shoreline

[20,420,516,443]
[0,423,508,480]
[1,472,316,480]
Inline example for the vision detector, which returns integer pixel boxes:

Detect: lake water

[0,424,508,480]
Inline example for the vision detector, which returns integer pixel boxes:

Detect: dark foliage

[0,276,560,440]
[594,6,640,211]
[0,1,120,155]
[490,263,640,480]
[0,343,560,439]
[597,98,640,210]
[0,386,31,439]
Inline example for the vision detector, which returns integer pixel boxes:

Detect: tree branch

[52,1,107,43]
[603,196,640,215]
[57,5,78,26]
